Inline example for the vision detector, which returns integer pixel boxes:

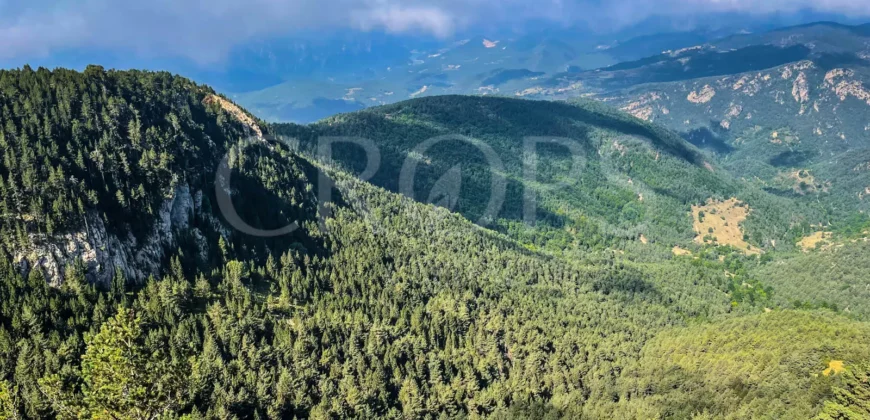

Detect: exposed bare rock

[621,92,662,121]
[732,76,751,90]
[204,95,263,139]
[191,228,210,262]
[726,104,743,118]
[477,85,499,95]
[825,69,852,85]
[14,184,203,287]
[666,45,702,57]
[170,183,194,230]
[687,85,716,104]
[740,76,764,96]
[515,86,543,97]
[14,213,125,287]
[792,72,810,103]
[783,61,814,81]
[342,87,362,100]
[824,69,870,104]
[515,82,584,97]
[831,80,870,105]
[769,130,800,146]
[632,107,654,121]
[612,140,628,156]
[556,82,584,93]
[410,85,429,98]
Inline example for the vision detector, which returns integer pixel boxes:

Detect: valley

[0,18,870,420]
[0,63,868,418]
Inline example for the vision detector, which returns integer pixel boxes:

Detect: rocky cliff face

[602,59,870,213]
[14,183,211,287]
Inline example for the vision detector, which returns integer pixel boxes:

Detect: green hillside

[275,95,824,254]
[606,54,870,217]
[0,67,868,419]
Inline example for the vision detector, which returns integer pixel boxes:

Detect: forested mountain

[603,57,870,212]
[233,21,870,125]
[275,95,826,254]
[0,66,869,420]
[587,22,870,216]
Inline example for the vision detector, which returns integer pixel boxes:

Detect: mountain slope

[0,65,273,285]
[275,95,824,254]
[554,44,814,92]
[0,67,867,419]
[604,43,870,215]
[0,66,728,419]
[231,21,870,124]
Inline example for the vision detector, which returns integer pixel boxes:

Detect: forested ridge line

[0,66,866,419]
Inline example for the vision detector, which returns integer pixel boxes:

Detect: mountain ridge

[233,21,870,125]
[0,65,867,419]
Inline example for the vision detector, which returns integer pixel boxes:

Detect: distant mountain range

[2,16,870,419]
[229,22,870,132]
[596,22,870,216]
[230,28,724,122]
[231,21,870,216]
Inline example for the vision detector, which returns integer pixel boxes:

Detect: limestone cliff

[14,184,212,287]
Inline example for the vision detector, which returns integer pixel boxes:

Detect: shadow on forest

[591,264,665,304]
[680,125,734,155]
[769,150,814,167]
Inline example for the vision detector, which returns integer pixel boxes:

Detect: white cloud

[354,5,456,36]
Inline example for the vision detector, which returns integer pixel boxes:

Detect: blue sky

[2,0,869,66]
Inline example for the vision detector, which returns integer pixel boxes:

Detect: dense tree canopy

[0,67,867,419]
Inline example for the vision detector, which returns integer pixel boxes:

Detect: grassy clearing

[692,198,760,254]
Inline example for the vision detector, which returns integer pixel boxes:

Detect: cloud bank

[1,0,869,63]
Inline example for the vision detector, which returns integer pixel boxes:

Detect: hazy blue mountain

[229,19,870,123]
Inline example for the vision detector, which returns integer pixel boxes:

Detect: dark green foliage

[609,311,870,419]
[0,65,258,242]
[0,142,724,418]
[276,95,825,255]
[752,241,870,320]
[0,68,868,419]
[832,213,870,238]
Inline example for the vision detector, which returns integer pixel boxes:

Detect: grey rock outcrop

[14,184,209,287]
